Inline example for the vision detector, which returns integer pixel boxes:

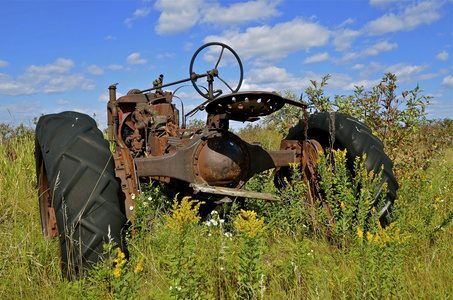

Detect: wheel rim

[301,140,335,225]
[38,161,58,239]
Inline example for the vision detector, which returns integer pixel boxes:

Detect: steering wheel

[189,42,243,100]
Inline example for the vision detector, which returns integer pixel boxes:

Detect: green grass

[0,128,452,299]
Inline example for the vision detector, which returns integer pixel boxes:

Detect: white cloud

[27,58,74,74]
[241,67,354,94]
[205,18,330,64]
[365,1,442,35]
[241,66,309,92]
[107,64,124,70]
[184,42,193,51]
[85,64,104,75]
[153,0,282,35]
[386,63,429,83]
[352,64,365,70]
[357,61,385,77]
[340,41,397,63]
[248,66,291,84]
[303,52,329,64]
[201,0,281,26]
[154,0,202,35]
[328,73,355,90]
[441,75,453,89]
[0,73,36,96]
[344,78,381,90]
[369,0,409,8]
[56,99,71,106]
[417,73,440,81]
[362,41,398,56]
[0,58,95,96]
[426,99,453,119]
[333,28,361,52]
[126,52,147,65]
[0,100,42,122]
[124,7,151,28]
[134,7,152,18]
[0,59,9,68]
[156,52,176,60]
[436,50,449,61]
[337,18,355,28]
[43,74,96,93]
[98,91,124,103]
[98,93,109,103]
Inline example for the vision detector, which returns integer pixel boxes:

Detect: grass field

[0,124,452,299]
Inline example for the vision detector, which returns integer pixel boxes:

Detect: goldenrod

[234,209,266,238]
[113,248,126,278]
[134,258,144,274]
[357,227,364,239]
[164,196,202,234]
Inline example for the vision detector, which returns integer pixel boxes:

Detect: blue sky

[0,0,452,129]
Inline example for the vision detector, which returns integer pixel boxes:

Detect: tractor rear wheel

[282,112,398,223]
[35,111,127,277]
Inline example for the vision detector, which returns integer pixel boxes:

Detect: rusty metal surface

[113,147,139,219]
[193,132,249,187]
[105,43,324,221]
[38,161,58,239]
[302,140,335,225]
[134,138,199,183]
[205,91,286,121]
[135,130,301,190]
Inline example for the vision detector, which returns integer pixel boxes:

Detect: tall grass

[0,128,64,298]
[0,125,452,299]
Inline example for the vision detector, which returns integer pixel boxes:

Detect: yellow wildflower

[113,266,121,278]
[164,196,202,234]
[134,258,144,274]
[357,227,364,239]
[368,222,400,248]
[234,209,266,238]
[366,231,373,241]
[113,248,126,278]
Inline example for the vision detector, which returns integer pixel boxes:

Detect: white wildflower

[129,206,134,211]
[224,232,233,240]
[131,193,136,200]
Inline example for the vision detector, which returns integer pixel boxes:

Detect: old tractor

[35,42,398,275]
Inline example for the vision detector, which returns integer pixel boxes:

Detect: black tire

[35,111,127,276]
[284,112,398,223]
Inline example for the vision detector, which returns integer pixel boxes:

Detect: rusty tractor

[35,42,398,275]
